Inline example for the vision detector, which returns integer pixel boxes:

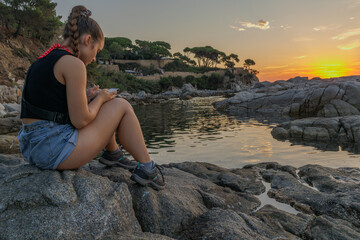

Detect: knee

[112,98,134,112]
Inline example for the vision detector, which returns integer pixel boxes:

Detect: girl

[18,5,165,190]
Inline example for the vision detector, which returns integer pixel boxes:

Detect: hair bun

[80,9,92,17]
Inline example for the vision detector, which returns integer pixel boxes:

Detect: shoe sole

[99,157,136,170]
[130,173,165,191]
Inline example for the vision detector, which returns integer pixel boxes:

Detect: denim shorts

[18,120,78,170]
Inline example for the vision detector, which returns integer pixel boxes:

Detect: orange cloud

[337,39,360,50]
[237,19,270,30]
[332,28,360,40]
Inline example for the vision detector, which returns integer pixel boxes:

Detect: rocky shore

[1,76,360,239]
[213,76,360,153]
[1,154,359,239]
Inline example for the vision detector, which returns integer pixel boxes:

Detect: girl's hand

[98,89,116,103]
[86,85,100,103]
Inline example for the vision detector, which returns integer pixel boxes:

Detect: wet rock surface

[214,76,360,118]
[1,156,359,239]
[271,115,360,152]
[213,76,360,153]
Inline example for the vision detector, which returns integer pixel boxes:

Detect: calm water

[132,97,360,169]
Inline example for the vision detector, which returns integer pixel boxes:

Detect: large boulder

[0,155,172,240]
[89,160,260,238]
[214,78,360,118]
[1,156,360,239]
[271,115,360,152]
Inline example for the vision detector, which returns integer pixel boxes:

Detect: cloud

[232,19,270,31]
[280,25,292,30]
[349,17,355,20]
[230,25,245,32]
[337,39,360,50]
[264,65,288,69]
[313,24,341,31]
[295,56,307,59]
[332,28,360,40]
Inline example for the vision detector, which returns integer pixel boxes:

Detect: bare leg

[57,98,151,170]
[105,133,118,152]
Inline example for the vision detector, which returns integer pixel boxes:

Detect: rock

[90,161,260,238]
[214,78,360,119]
[179,95,192,100]
[166,161,265,195]
[253,205,311,237]
[272,116,360,152]
[271,127,289,139]
[138,90,147,98]
[1,157,360,239]
[0,135,20,154]
[0,85,21,103]
[179,208,299,240]
[0,109,6,117]
[288,76,308,84]
[0,160,174,240]
[230,82,242,91]
[180,83,197,96]
[0,117,22,134]
[303,215,360,240]
[3,103,20,112]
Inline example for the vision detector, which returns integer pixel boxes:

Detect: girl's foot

[99,148,137,170]
[130,162,165,190]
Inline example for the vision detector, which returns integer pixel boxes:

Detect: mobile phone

[108,88,119,93]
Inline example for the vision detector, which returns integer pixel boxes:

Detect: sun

[311,60,349,79]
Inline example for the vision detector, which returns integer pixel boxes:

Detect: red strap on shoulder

[38,43,72,59]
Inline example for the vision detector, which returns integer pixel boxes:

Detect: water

[132,96,360,169]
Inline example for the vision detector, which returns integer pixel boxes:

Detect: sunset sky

[53,0,360,82]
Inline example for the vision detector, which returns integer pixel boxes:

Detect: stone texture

[214,78,360,118]
[0,116,22,134]
[0,157,144,240]
[0,134,20,154]
[1,156,360,239]
[271,116,360,152]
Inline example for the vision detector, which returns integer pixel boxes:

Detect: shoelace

[155,164,165,183]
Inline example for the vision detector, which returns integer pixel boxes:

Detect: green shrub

[185,75,197,86]
[159,77,173,90]
[171,76,185,88]
[163,60,219,73]
[225,70,235,79]
[208,73,222,89]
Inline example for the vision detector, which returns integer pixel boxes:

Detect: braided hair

[63,5,104,58]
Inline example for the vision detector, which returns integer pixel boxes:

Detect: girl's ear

[83,34,92,46]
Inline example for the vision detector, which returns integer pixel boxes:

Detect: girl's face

[79,34,104,66]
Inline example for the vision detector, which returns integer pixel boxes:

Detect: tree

[134,40,172,60]
[173,52,196,66]
[244,59,255,70]
[97,48,110,60]
[222,53,239,69]
[0,0,61,44]
[104,37,134,59]
[109,42,123,59]
[186,46,225,68]
[243,59,259,75]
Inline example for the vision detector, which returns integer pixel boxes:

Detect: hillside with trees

[0,0,259,93]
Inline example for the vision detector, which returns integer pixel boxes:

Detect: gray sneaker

[99,149,137,170]
[130,162,165,190]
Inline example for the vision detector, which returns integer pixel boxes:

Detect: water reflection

[132,97,360,169]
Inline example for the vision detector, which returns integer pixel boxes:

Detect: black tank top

[20,49,73,119]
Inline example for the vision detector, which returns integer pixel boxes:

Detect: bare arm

[57,56,114,129]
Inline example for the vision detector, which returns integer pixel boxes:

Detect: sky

[52,0,360,82]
